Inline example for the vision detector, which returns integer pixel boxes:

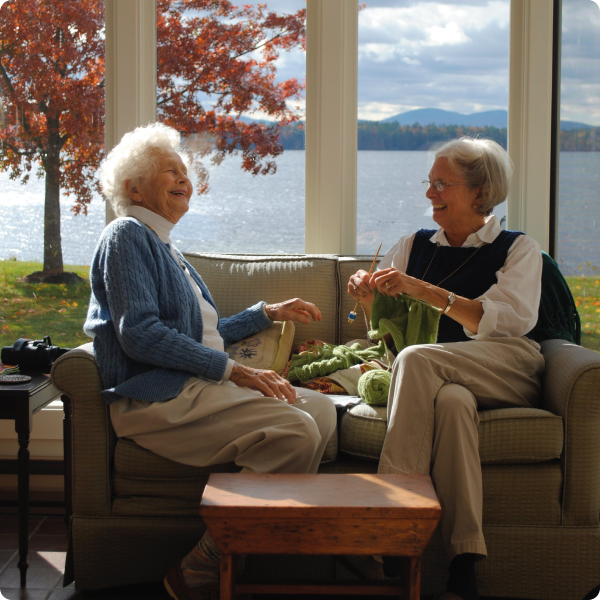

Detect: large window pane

[156,0,306,254]
[357,0,510,255]
[556,0,600,352]
[0,1,105,270]
[0,0,104,349]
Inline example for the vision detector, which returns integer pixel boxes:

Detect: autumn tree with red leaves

[0,0,104,279]
[0,0,305,279]
[157,0,306,192]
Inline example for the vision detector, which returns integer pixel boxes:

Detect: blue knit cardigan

[84,217,273,404]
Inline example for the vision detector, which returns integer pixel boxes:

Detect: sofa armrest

[541,339,600,526]
[51,343,115,517]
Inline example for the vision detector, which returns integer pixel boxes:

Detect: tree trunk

[43,121,64,274]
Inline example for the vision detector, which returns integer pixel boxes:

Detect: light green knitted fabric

[358,369,391,406]
[369,289,441,352]
[285,341,386,383]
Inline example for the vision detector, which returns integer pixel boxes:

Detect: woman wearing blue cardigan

[84,122,336,600]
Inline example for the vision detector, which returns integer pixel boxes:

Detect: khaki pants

[110,378,337,475]
[378,336,545,559]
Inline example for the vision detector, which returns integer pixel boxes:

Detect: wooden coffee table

[200,473,441,599]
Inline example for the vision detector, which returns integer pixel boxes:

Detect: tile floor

[0,514,531,600]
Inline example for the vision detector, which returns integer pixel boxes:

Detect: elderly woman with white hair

[348,137,544,600]
[84,122,336,600]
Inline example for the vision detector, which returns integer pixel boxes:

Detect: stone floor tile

[0,517,43,536]
[35,518,68,537]
[0,566,62,590]
[0,536,19,551]
[0,550,17,570]
[88,581,169,599]
[0,588,49,600]
[8,550,66,570]
[28,535,68,552]
[48,589,84,600]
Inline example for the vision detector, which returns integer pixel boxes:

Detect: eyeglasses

[422,180,467,192]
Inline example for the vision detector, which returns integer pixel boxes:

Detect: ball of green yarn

[358,369,391,406]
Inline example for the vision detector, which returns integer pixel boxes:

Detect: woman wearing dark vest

[348,137,544,600]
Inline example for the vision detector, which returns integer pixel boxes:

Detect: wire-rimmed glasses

[422,180,467,192]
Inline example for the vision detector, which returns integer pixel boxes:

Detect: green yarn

[369,289,440,353]
[358,369,391,406]
[286,340,386,383]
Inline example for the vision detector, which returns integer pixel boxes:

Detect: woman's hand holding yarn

[348,269,375,306]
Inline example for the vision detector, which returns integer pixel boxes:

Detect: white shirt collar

[125,206,175,245]
[429,215,502,247]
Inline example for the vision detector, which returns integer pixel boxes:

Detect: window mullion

[305,0,358,254]
[104,0,157,225]
[508,0,554,251]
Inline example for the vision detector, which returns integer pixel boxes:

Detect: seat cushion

[112,427,339,517]
[340,403,563,465]
[112,438,239,517]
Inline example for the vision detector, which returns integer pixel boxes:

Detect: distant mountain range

[242,108,592,130]
[380,108,591,131]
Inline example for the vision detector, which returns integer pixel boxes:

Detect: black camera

[1,336,71,373]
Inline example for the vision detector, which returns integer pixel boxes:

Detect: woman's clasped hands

[349,268,426,307]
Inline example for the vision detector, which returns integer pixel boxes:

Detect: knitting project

[285,340,386,383]
[369,289,441,352]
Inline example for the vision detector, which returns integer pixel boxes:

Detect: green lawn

[1,259,599,355]
[0,259,92,351]
[565,274,600,352]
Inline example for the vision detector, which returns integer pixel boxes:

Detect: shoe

[164,563,219,600]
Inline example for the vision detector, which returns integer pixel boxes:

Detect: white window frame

[19,0,556,457]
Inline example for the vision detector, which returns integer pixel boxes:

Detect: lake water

[0,151,597,275]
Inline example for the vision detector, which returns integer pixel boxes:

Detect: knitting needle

[348,242,382,324]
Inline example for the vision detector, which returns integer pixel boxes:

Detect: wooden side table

[200,473,441,600]
[0,371,64,587]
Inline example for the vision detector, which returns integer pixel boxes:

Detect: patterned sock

[181,531,220,589]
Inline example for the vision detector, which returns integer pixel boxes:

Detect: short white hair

[435,137,513,215]
[99,122,191,216]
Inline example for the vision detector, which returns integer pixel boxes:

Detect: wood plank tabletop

[200,473,441,520]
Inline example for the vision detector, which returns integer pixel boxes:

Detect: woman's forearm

[371,268,484,335]
[421,284,484,334]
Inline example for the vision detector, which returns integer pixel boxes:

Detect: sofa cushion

[340,403,563,465]
[482,462,562,526]
[478,407,564,464]
[224,320,295,374]
[112,427,339,517]
[183,253,339,348]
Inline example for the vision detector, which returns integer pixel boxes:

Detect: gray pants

[110,378,337,475]
[378,336,545,559]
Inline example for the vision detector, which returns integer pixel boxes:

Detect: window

[156,0,307,254]
[356,0,510,255]
[556,0,600,351]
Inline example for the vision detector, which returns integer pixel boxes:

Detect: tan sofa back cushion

[184,253,339,347]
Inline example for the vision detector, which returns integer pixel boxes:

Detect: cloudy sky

[214,0,600,125]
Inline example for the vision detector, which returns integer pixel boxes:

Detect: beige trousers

[110,378,337,475]
[378,336,545,559]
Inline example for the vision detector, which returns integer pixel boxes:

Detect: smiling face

[126,149,193,224]
[426,157,485,244]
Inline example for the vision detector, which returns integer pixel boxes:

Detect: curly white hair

[99,122,192,216]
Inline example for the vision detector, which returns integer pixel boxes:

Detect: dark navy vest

[406,229,524,343]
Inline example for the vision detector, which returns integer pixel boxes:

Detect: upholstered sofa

[50,252,600,599]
